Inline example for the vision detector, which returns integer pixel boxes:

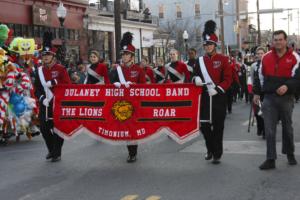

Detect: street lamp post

[56,1,67,65]
[182,30,189,61]
[218,0,225,54]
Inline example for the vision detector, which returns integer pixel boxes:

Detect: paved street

[1,101,300,200]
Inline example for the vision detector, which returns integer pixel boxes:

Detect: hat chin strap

[44,57,55,67]
[124,61,133,67]
[207,48,217,57]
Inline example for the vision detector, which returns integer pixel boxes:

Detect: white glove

[124,81,132,88]
[194,76,203,86]
[45,81,52,88]
[43,98,49,107]
[208,88,218,96]
[113,82,121,88]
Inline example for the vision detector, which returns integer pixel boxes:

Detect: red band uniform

[34,37,71,162]
[166,60,190,83]
[193,20,232,163]
[110,32,146,163]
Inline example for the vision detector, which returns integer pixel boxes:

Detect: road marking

[0,147,43,154]
[145,196,161,200]
[181,140,300,155]
[242,120,256,126]
[120,195,139,200]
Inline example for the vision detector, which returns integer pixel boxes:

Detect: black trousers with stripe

[39,103,64,158]
[200,92,227,159]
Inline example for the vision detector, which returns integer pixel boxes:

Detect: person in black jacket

[250,47,266,139]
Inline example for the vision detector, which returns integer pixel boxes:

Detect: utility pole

[114,0,121,62]
[297,8,300,44]
[257,0,261,44]
[272,0,274,32]
[287,9,290,36]
[236,0,240,50]
[219,0,225,54]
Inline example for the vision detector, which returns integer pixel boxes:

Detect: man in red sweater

[34,36,71,162]
[253,30,300,170]
[192,20,232,164]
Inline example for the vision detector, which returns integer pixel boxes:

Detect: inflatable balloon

[13,101,26,117]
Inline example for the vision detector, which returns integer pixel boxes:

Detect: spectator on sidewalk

[253,30,300,170]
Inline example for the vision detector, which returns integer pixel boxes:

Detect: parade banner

[53,84,202,145]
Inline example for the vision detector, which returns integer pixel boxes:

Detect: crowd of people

[1,19,300,170]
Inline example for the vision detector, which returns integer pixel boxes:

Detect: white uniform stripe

[259,51,272,87]
[292,51,300,77]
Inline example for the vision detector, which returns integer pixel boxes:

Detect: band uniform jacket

[165,61,190,83]
[34,63,71,117]
[144,66,156,83]
[86,62,110,84]
[110,63,146,84]
[153,66,166,83]
[253,48,300,95]
[193,53,232,93]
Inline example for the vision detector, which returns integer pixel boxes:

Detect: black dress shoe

[51,156,61,162]
[259,159,275,170]
[32,131,40,137]
[257,129,262,136]
[46,153,52,160]
[212,157,221,164]
[287,154,297,165]
[205,152,213,160]
[127,155,137,163]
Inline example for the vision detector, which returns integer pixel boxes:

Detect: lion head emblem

[111,100,134,122]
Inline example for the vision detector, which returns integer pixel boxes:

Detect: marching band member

[227,57,240,113]
[153,57,166,84]
[185,48,198,80]
[34,32,71,162]
[165,49,190,83]
[250,46,266,139]
[110,32,146,163]
[140,56,155,83]
[192,20,232,164]
[84,50,110,85]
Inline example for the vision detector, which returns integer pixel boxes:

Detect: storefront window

[59,27,64,39]
[34,25,40,37]
[14,24,22,36]
[27,25,33,37]
[69,30,75,40]
[55,28,59,39]
[75,30,79,40]
[50,28,56,39]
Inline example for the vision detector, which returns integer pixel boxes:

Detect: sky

[247,0,300,35]
[88,0,300,35]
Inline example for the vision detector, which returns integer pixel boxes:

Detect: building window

[195,3,200,17]
[196,29,202,42]
[159,5,164,19]
[135,49,140,63]
[176,5,182,19]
